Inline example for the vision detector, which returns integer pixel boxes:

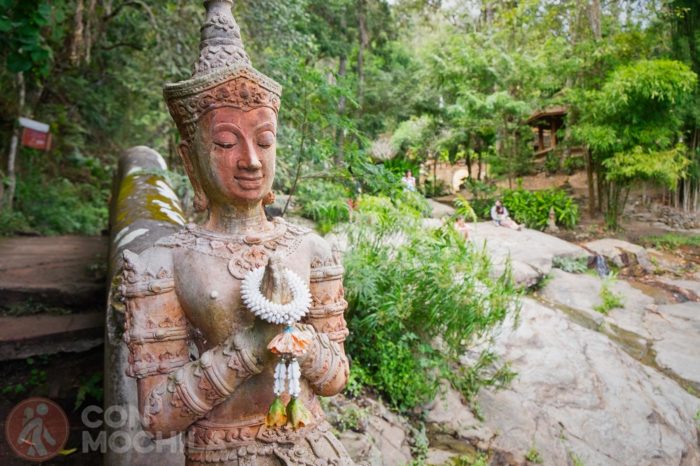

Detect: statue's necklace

[240,261,314,429]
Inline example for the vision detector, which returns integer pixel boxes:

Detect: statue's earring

[263,191,275,206]
[193,189,209,212]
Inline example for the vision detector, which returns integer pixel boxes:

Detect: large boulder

[327,396,414,466]
[469,223,589,288]
[541,269,700,390]
[425,298,700,466]
[584,238,654,274]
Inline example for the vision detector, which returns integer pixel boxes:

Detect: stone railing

[104,146,186,466]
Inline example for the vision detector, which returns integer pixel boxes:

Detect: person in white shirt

[401,170,417,192]
[491,200,522,230]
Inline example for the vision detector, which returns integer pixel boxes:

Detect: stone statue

[120,1,353,464]
[545,206,559,233]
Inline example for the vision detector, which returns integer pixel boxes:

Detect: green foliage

[344,195,518,410]
[603,145,690,190]
[0,208,31,236]
[296,181,352,234]
[1,357,48,396]
[572,58,698,228]
[501,188,580,230]
[74,372,104,411]
[642,233,700,250]
[333,405,368,432]
[594,280,624,314]
[563,156,585,175]
[453,195,478,222]
[450,453,489,466]
[552,256,589,274]
[525,446,544,464]
[13,169,108,235]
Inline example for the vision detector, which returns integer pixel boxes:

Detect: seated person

[491,200,522,230]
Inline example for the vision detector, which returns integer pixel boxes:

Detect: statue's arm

[121,248,264,437]
[299,241,350,397]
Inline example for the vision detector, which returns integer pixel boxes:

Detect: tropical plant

[343,194,519,410]
[501,188,579,230]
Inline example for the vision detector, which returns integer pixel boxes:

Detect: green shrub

[296,181,352,234]
[0,209,31,236]
[344,195,519,411]
[563,156,585,175]
[552,256,589,273]
[544,151,561,175]
[501,188,579,230]
[594,280,624,314]
[14,176,108,235]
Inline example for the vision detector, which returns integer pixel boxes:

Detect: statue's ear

[178,142,209,212]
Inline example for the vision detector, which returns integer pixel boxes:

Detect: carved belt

[185,415,325,461]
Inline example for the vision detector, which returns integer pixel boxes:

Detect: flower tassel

[266,396,287,427]
[286,396,313,429]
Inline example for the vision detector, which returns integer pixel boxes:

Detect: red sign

[4,397,70,462]
[21,127,52,151]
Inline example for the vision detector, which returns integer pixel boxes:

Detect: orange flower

[267,328,311,357]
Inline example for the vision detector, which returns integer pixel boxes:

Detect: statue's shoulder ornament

[121,245,175,299]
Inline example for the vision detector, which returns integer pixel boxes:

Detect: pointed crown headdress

[163,0,282,143]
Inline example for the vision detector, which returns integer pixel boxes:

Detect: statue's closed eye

[257,131,275,148]
[214,132,239,149]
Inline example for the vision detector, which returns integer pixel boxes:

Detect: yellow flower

[265,396,287,427]
[287,397,313,429]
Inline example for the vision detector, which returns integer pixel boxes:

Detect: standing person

[491,200,522,230]
[401,170,417,192]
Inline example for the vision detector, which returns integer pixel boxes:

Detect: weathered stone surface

[105,146,186,466]
[648,302,700,388]
[541,269,700,389]
[427,298,700,466]
[427,199,456,219]
[540,269,655,338]
[468,222,589,287]
[328,396,414,466]
[584,238,654,273]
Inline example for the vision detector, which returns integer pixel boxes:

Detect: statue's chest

[168,225,310,347]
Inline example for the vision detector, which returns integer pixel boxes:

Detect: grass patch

[642,233,700,250]
[594,280,624,314]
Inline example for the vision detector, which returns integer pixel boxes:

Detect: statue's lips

[234,175,264,189]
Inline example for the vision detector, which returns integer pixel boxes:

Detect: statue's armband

[121,249,190,379]
[301,253,350,396]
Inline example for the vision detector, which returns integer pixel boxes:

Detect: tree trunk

[585,147,595,216]
[70,0,85,65]
[334,54,347,164]
[588,0,602,40]
[4,72,25,212]
[357,0,368,111]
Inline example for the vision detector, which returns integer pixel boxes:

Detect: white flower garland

[240,267,311,325]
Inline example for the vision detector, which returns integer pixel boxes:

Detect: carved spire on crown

[194,0,251,75]
[163,0,282,144]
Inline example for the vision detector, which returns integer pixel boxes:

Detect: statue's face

[191,106,277,206]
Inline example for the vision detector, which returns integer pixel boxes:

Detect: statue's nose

[237,140,262,170]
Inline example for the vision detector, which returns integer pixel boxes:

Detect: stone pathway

[0,236,107,359]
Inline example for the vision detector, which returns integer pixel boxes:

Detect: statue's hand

[225,319,282,369]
